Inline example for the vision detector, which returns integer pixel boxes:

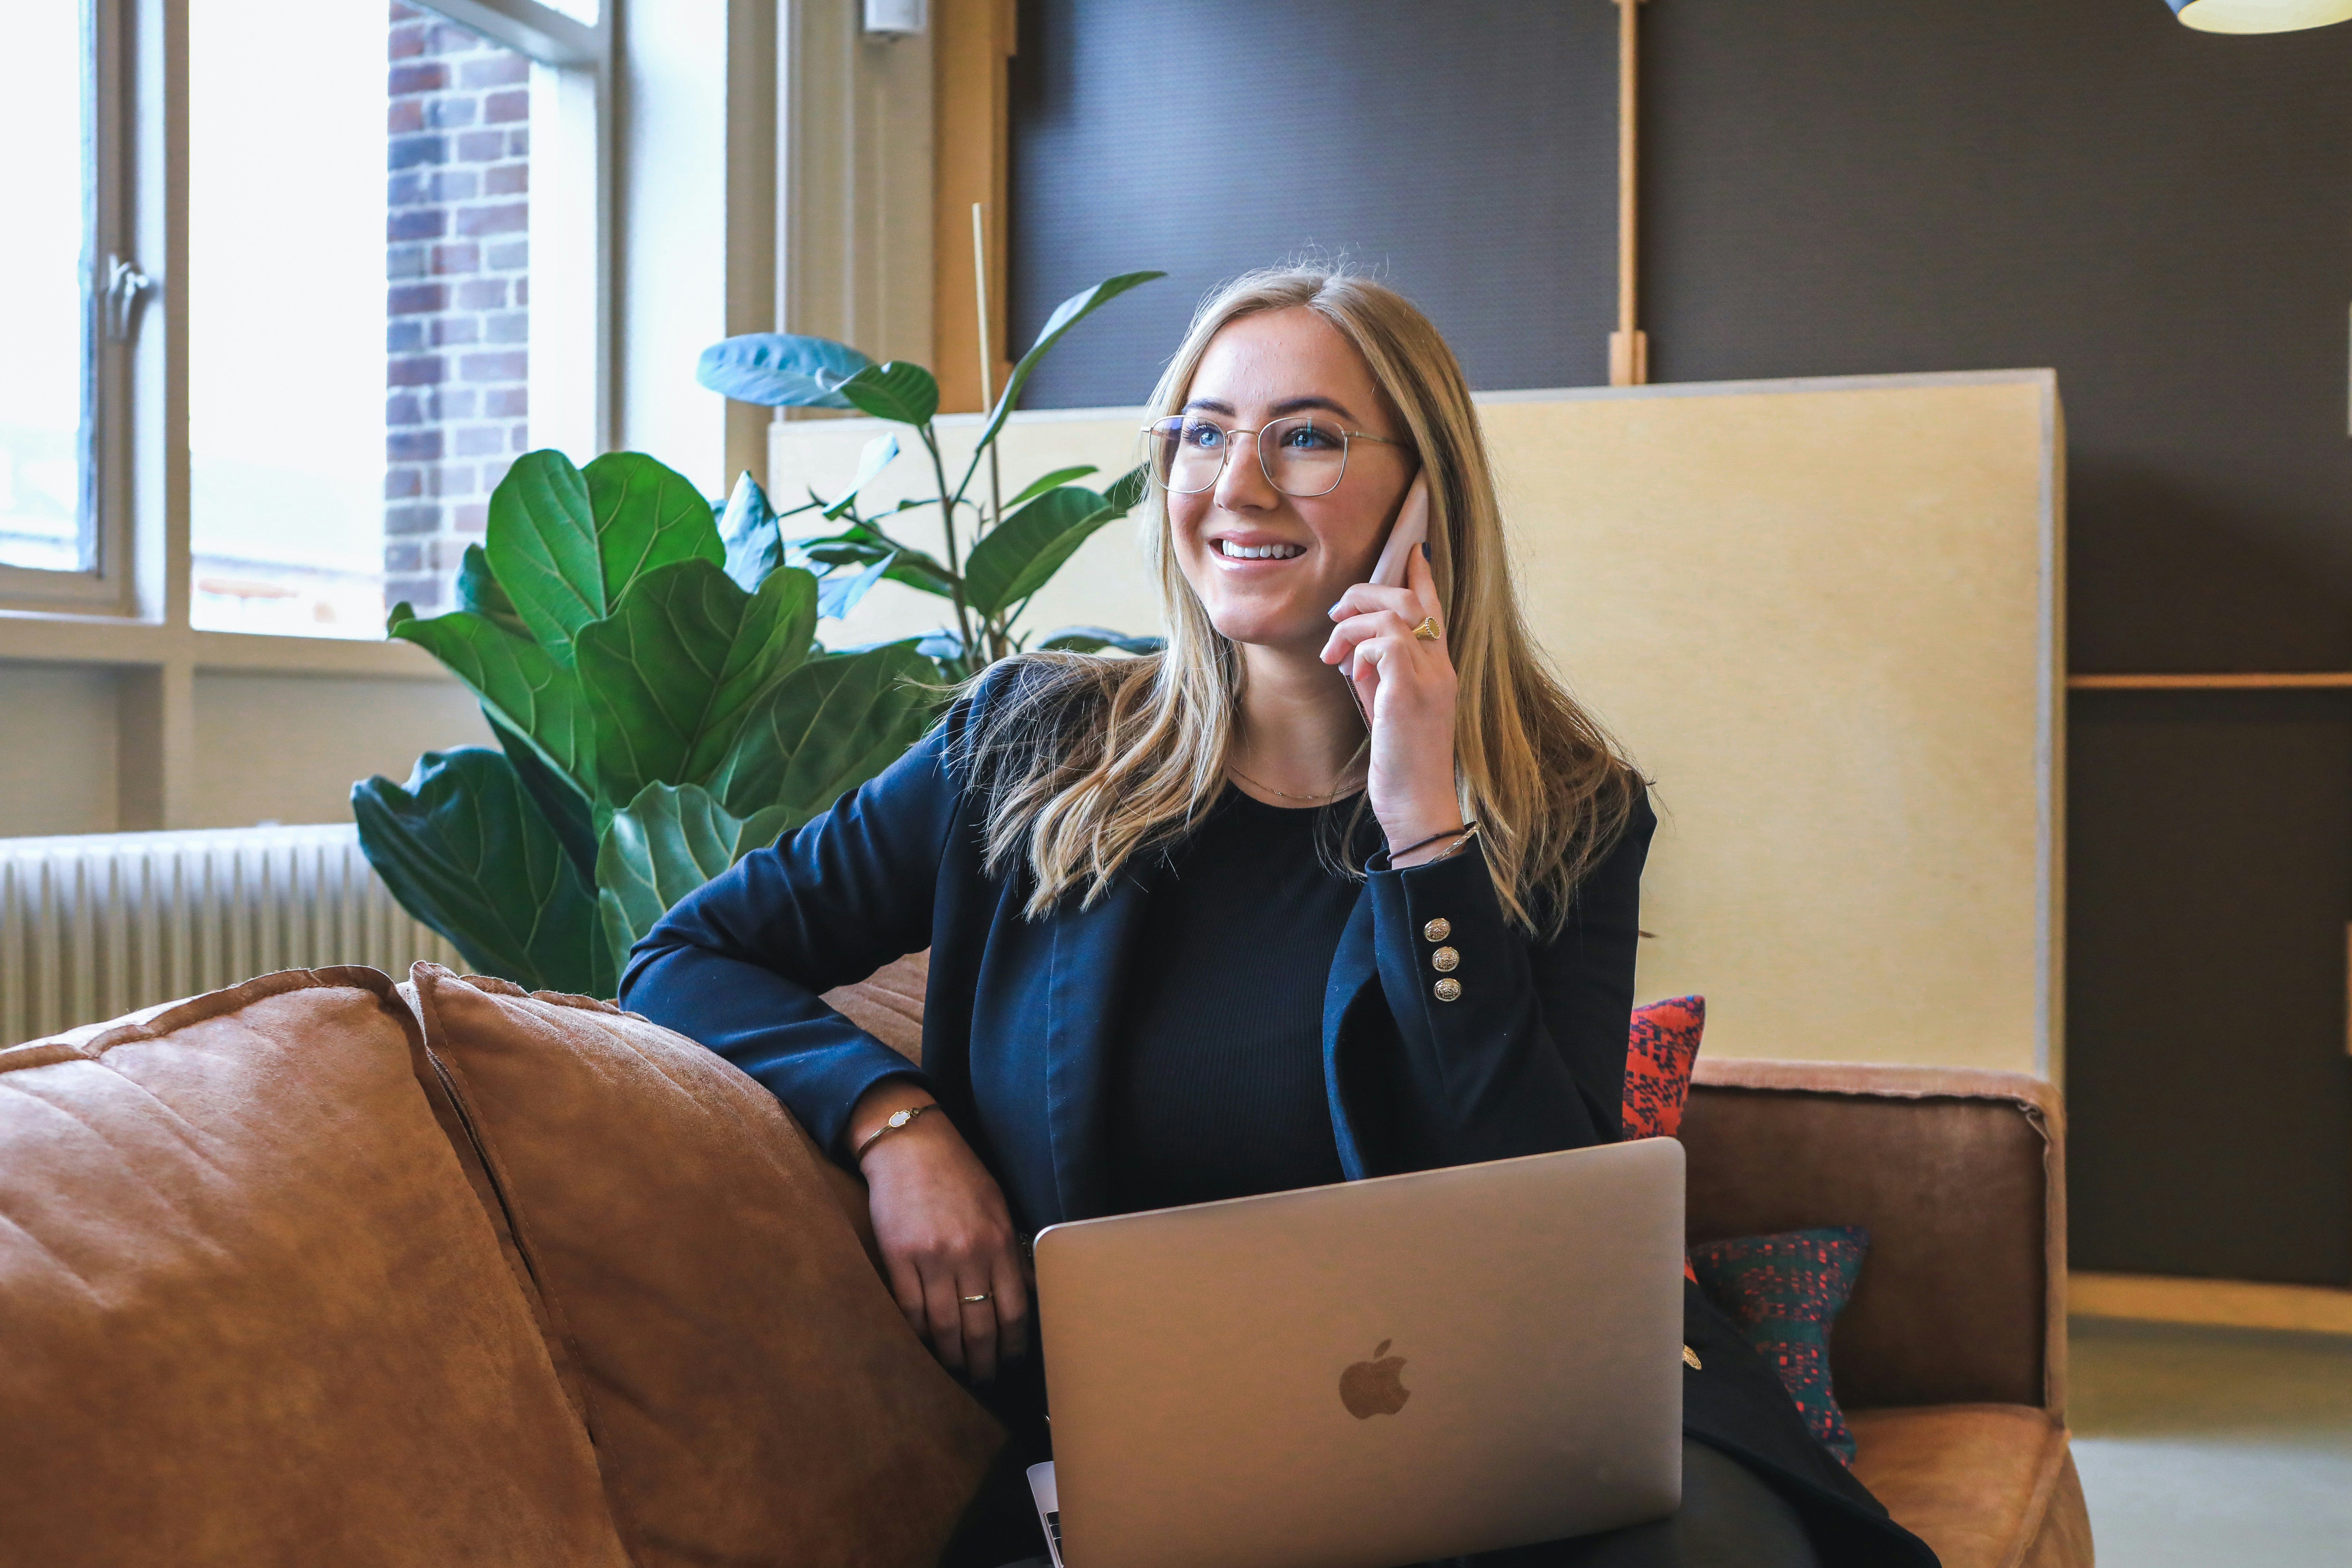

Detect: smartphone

[1369,473,1430,590]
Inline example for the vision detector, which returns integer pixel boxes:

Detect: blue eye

[1182,420,1226,449]
[1279,422,1341,451]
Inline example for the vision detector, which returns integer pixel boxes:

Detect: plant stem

[919,424,979,662]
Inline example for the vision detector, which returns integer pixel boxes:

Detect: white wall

[188,673,489,829]
[0,663,121,837]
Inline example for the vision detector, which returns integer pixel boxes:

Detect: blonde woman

[623,271,1931,1568]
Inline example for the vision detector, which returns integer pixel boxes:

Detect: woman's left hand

[1321,543,1462,860]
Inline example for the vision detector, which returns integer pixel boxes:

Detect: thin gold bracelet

[853,1101,936,1163]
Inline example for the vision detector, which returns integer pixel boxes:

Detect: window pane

[0,1,93,574]
[191,1,566,637]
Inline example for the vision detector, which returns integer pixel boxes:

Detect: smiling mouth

[1213,540,1306,560]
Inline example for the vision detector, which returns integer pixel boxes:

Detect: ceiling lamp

[2166,0,2352,31]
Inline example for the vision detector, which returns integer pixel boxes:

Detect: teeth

[1217,540,1305,560]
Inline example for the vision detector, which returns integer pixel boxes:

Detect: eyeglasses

[1141,414,1408,498]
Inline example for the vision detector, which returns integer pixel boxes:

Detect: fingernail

[1421,541,1431,560]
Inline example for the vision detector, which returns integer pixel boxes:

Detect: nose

[1211,429,1279,513]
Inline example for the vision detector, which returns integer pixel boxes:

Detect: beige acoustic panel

[770,369,2063,1074]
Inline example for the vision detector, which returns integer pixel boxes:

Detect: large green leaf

[962,466,1146,617]
[585,451,726,609]
[973,271,1164,455]
[839,361,941,427]
[352,747,606,995]
[1004,465,1099,508]
[820,432,901,521]
[484,449,601,659]
[483,450,724,665]
[717,471,780,592]
[575,559,821,806]
[707,643,937,822]
[595,783,794,980]
[456,542,530,639]
[696,332,873,409]
[483,707,597,883]
[388,603,596,791]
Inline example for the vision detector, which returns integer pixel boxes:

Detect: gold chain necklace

[1226,761,1365,804]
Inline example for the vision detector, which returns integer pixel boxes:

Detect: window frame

[0,0,614,642]
[0,0,135,611]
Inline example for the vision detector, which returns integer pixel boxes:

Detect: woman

[622,270,1934,1568]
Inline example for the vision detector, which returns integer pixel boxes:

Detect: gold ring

[1411,616,1442,641]
[959,1293,993,1305]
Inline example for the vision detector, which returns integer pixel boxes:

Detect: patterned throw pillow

[1623,995,1705,1282]
[1687,1227,1871,1466]
[1622,994,1706,1140]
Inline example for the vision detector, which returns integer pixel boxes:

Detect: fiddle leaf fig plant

[697,268,1169,680]
[354,449,936,996]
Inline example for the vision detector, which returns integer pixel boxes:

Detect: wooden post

[1608,0,1650,387]
[933,0,1016,413]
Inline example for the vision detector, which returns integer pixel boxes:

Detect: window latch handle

[103,255,155,343]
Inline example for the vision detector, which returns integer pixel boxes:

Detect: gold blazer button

[1433,978,1462,1002]
[1422,917,1451,943]
[1431,946,1460,973]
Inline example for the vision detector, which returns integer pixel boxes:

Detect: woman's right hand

[849,1084,1030,1382]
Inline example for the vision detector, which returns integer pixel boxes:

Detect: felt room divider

[770,369,2064,1077]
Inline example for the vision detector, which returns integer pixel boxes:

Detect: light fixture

[2166,0,2352,33]
[863,0,926,38]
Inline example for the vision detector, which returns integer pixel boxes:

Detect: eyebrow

[1179,394,1361,421]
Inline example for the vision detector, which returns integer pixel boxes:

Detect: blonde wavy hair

[958,267,1641,934]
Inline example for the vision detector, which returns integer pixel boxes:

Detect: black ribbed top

[1104,787,1361,1213]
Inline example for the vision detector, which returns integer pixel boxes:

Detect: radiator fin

[0,825,466,1049]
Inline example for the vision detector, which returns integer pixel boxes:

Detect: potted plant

[354,270,1163,995]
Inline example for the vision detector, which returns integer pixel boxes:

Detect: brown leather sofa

[0,957,2088,1568]
[827,955,2098,1568]
[1684,1058,2093,1568]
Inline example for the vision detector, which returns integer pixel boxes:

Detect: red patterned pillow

[1621,995,1705,1283]
[1623,994,1704,1140]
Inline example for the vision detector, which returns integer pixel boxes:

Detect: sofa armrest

[1681,1059,2066,1420]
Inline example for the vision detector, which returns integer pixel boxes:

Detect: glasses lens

[1261,416,1348,497]
[1149,416,1228,493]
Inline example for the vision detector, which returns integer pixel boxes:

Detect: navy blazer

[622,674,1652,1236]
[621,671,1935,1566]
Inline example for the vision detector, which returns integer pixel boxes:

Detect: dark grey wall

[1009,0,2352,1285]
[1008,0,1618,407]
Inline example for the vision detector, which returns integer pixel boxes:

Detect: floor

[2068,1316,2352,1566]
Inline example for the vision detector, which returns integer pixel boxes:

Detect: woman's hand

[1321,544,1463,860]
[848,1083,1029,1381]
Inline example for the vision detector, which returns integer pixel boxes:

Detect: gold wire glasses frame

[1142,414,1408,497]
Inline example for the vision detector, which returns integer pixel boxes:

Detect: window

[0,0,112,590]
[188,0,603,636]
[0,0,606,638]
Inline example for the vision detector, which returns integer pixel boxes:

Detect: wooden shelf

[2069,673,2352,691]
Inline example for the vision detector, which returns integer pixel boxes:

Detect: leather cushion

[1847,1404,2077,1568]
[0,968,630,1568]
[406,962,1003,1568]
[1682,1079,2053,1409]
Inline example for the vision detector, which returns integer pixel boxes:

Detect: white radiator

[0,824,464,1049]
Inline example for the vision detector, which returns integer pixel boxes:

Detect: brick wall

[384,4,530,615]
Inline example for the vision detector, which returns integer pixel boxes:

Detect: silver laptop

[1026,1137,1686,1568]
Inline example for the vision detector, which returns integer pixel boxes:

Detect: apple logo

[1339,1339,1411,1419]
